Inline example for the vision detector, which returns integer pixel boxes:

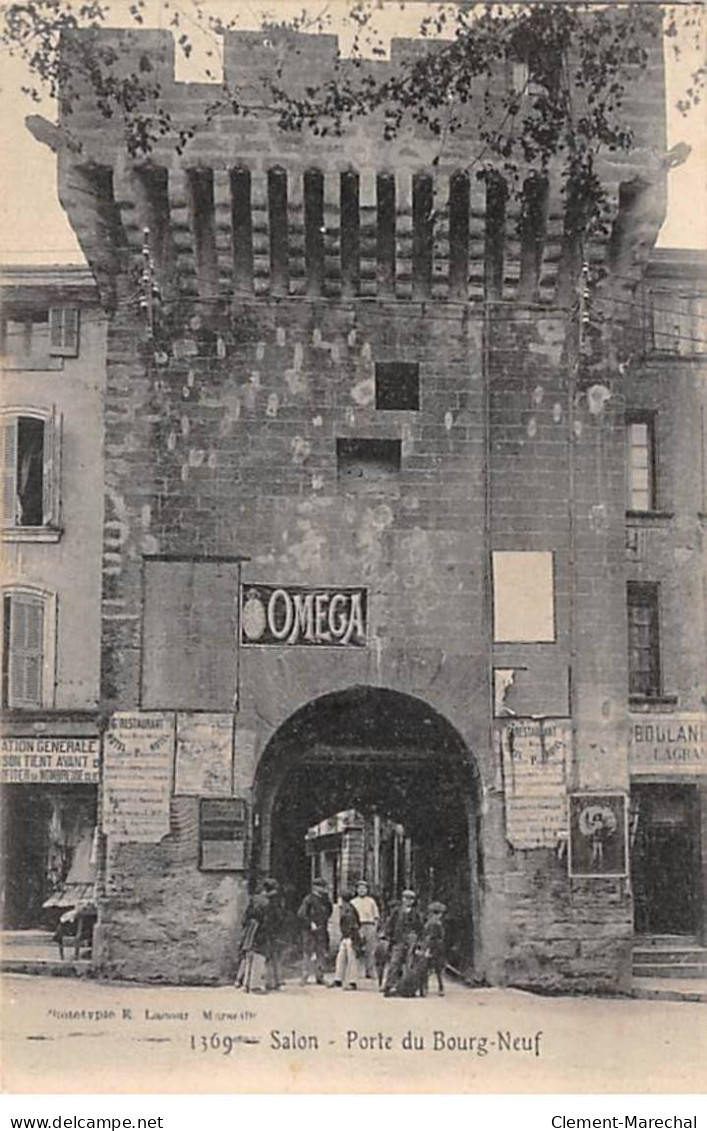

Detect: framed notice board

[199,798,247,871]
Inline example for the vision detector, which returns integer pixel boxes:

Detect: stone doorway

[253,686,481,973]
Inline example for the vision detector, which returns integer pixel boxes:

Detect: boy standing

[422,901,447,997]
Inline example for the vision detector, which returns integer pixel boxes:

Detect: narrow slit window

[231,168,254,292]
[268,168,289,293]
[627,582,661,698]
[412,173,434,299]
[304,169,325,296]
[375,362,420,411]
[188,168,218,298]
[340,171,360,295]
[376,174,396,295]
[484,174,507,302]
[135,167,171,282]
[518,174,548,301]
[627,415,656,512]
[448,172,470,299]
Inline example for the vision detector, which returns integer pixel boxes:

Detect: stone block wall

[45,22,677,989]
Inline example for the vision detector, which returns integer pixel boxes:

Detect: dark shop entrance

[0,784,97,929]
[253,686,482,973]
[631,782,702,937]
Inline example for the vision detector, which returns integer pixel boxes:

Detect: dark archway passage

[254,686,481,971]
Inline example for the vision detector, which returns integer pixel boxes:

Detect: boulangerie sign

[629,713,706,773]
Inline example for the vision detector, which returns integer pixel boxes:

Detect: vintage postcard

[0,0,705,1095]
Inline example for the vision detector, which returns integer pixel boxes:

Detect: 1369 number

[190,1033,241,1054]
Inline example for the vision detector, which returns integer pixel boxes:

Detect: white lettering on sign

[1,737,99,784]
[630,713,706,774]
[242,585,367,647]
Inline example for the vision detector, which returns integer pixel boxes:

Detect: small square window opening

[336,438,401,485]
[375,362,420,411]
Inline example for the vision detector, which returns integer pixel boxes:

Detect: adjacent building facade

[0,265,106,929]
[625,250,707,960]
[19,22,705,990]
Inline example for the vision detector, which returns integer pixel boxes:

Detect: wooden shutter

[49,307,80,357]
[42,408,62,526]
[8,592,45,708]
[1,416,18,526]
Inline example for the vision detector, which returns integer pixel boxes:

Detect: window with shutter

[1,416,18,526]
[1,410,62,536]
[5,591,45,708]
[49,307,80,357]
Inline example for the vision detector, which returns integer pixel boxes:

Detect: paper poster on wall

[103,713,174,843]
[498,718,570,849]
[175,713,233,797]
[199,798,247,871]
[568,792,628,878]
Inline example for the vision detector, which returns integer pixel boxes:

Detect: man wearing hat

[297,877,333,986]
[351,879,380,979]
[382,889,423,996]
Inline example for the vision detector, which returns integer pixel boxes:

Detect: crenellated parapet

[45,24,669,310]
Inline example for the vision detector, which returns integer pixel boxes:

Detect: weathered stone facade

[35,19,704,992]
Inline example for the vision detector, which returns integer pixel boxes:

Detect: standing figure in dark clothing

[236,887,270,993]
[297,877,333,985]
[421,901,447,997]
[331,891,362,990]
[382,889,423,997]
[262,877,284,991]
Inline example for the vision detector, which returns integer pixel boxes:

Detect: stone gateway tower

[32,15,704,992]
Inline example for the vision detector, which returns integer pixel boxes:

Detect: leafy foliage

[2,0,704,227]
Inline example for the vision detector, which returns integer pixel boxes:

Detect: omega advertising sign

[240,584,368,647]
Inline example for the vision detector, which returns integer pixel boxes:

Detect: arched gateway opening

[253,686,482,972]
